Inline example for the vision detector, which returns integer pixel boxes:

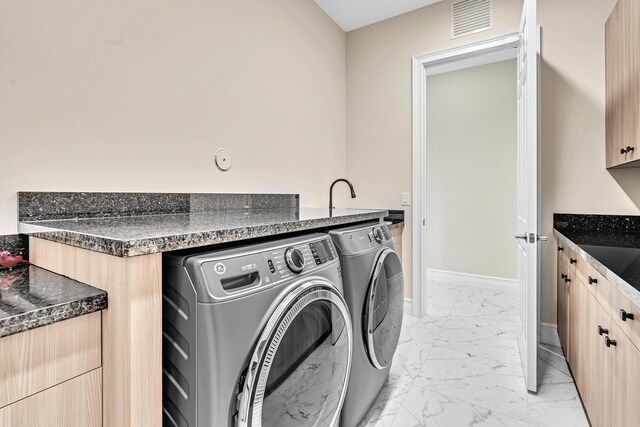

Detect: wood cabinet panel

[606,0,640,168]
[0,312,101,408]
[558,232,640,427]
[610,322,640,427]
[388,223,403,260]
[608,282,640,353]
[30,237,162,427]
[575,253,598,297]
[560,244,577,272]
[557,251,569,352]
[584,291,612,427]
[0,368,102,427]
[569,274,589,391]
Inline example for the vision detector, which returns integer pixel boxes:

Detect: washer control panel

[192,234,339,302]
[309,239,338,266]
[264,238,336,280]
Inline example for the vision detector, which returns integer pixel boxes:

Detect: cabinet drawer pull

[621,146,635,154]
[597,325,609,336]
[620,309,635,321]
[605,336,617,347]
[588,276,598,285]
[564,277,571,284]
[628,146,635,153]
[561,274,567,280]
[621,147,628,154]
[558,247,564,252]
[570,258,577,265]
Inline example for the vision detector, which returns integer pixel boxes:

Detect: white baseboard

[404,298,413,314]
[540,322,561,347]
[427,268,517,291]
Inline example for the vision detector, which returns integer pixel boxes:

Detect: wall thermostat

[215,148,232,171]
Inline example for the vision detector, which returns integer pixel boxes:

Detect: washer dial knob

[285,247,305,273]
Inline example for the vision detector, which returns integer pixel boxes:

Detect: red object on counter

[0,251,29,269]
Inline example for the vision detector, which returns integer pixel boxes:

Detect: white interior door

[515,0,540,393]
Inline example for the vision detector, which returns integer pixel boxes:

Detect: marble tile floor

[360,281,589,427]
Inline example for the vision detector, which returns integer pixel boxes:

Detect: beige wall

[538,0,640,324]
[345,0,524,297]
[347,0,640,324]
[0,0,346,234]
[426,60,517,279]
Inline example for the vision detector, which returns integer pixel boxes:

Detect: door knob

[597,325,609,336]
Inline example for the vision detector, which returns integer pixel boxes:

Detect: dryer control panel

[331,224,392,255]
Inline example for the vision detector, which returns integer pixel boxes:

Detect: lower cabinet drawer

[609,322,640,427]
[0,368,102,427]
[561,245,577,271]
[0,312,102,407]
[608,283,640,352]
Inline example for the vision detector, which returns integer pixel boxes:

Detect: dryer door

[364,248,404,369]
[237,280,352,427]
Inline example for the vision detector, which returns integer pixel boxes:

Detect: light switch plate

[401,192,410,206]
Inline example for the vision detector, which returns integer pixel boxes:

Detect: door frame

[411,32,521,317]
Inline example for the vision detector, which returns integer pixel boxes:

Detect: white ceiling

[314,0,443,32]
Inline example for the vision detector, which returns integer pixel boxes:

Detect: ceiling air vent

[451,0,493,39]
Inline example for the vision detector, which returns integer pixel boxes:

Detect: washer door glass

[237,281,352,427]
[364,248,404,369]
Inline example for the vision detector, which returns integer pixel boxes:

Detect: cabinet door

[621,0,640,164]
[568,274,587,391]
[389,225,403,260]
[584,294,612,427]
[610,322,640,427]
[557,252,569,352]
[606,0,625,168]
[605,0,640,168]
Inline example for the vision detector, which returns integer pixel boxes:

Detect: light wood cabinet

[610,321,640,427]
[0,313,103,426]
[584,288,612,427]
[605,0,640,169]
[30,237,162,427]
[0,369,102,427]
[388,222,404,260]
[557,245,570,352]
[0,312,101,408]
[568,272,589,392]
[556,234,640,427]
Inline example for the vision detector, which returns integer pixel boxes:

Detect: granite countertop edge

[554,229,640,307]
[20,210,388,257]
[0,292,107,339]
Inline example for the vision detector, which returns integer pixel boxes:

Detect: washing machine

[162,233,353,427]
[329,223,404,427]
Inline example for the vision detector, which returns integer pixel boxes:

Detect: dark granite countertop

[554,213,640,307]
[18,208,388,257]
[0,265,107,338]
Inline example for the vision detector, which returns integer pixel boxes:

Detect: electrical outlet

[401,192,410,206]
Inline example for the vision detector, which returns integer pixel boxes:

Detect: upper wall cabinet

[606,0,640,168]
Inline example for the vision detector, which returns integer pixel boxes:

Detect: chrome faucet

[329,179,356,214]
